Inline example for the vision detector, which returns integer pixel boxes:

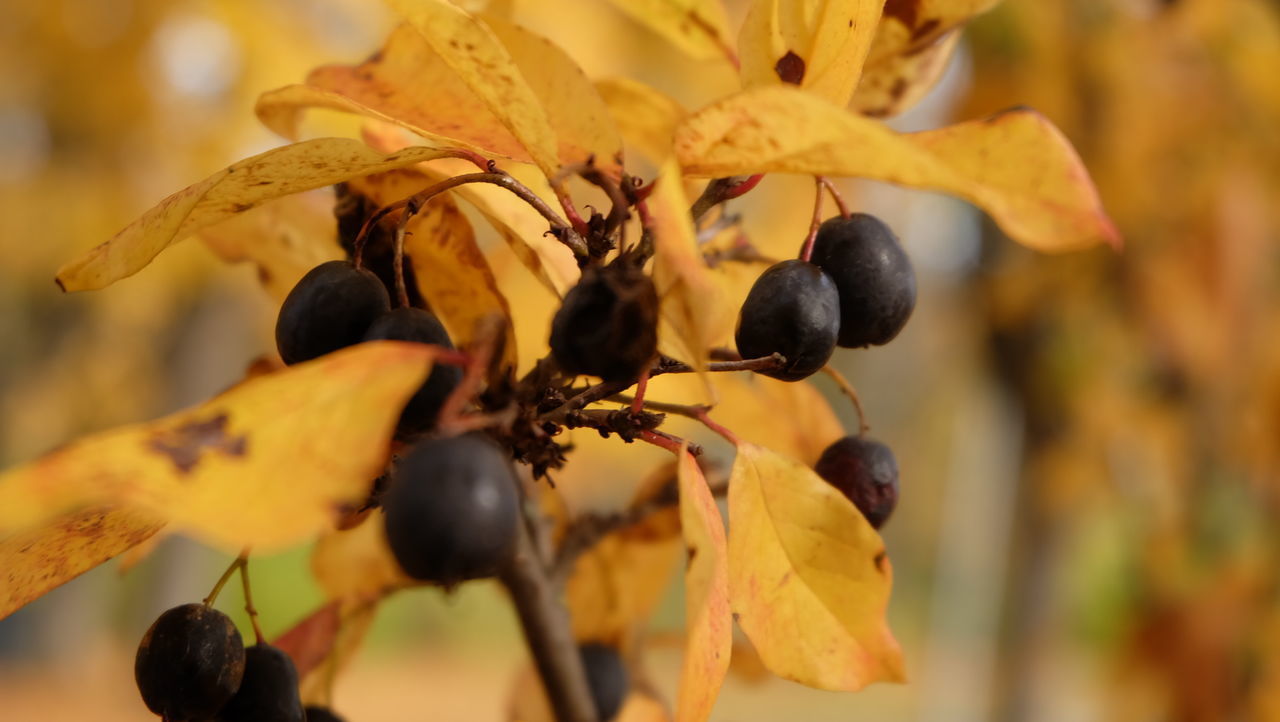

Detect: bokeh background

[1,0,1278,720]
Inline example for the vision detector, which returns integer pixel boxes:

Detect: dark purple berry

[304,706,346,722]
[214,643,304,722]
[383,433,519,584]
[734,260,840,381]
[579,642,628,721]
[814,436,900,529]
[363,307,463,437]
[809,214,916,348]
[550,264,659,384]
[275,260,390,365]
[135,603,245,722]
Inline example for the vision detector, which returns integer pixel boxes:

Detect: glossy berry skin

[383,433,519,584]
[814,436,900,529]
[304,706,346,722]
[214,644,304,722]
[734,260,840,381]
[135,603,245,722]
[579,643,628,721]
[363,307,463,436]
[809,214,916,348]
[550,264,659,384]
[275,260,390,365]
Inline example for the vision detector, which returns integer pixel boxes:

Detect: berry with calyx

[275,260,390,365]
[579,642,628,722]
[134,603,245,722]
[304,706,346,722]
[809,213,916,348]
[363,307,463,436]
[734,259,840,381]
[382,433,519,584]
[214,643,304,722]
[550,263,659,384]
[814,436,900,529]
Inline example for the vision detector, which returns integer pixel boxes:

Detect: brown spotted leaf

[56,139,457,292]
[602,0,736,63]
[676,86,1122,252]
[852,29,961,118]
[727,442,905,690]
[871,0,999,66]
[739,0,885,106]
[0,342,441,553]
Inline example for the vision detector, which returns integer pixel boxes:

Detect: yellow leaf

[727,442,905,691]
[384,0,562,176]
[0,342,440,551]
[595,77,688,163]
[675,87,1122,252]
[601,0,736,64]
[674,450,730,722]
[0,506,164,620]
[56,139,456,292]
[311,515,416,603]
[299,601,380,705]
[649,159,729,383]
[870,0,999,67]
[852,29,961,118]
[739,0,885,107]
[712,373,844,465]
[345,169,518,370]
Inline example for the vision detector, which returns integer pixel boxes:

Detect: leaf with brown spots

[601,0,736,64]
[676,86,1122,252]
[0,342,442,554]
[55,139,457,292]
[852,29,961,117]
[0,506,164,620]
[727,442,905,691]
[739,0,885,106]
[873,0,999,65]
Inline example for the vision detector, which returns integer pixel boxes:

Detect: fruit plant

[0,1,1120,721]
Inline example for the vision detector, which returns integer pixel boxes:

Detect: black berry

[382,433,519,584]
[214,643,305,722]
[814,436,900,529]
[304,705,347,722]
[134,603,245,722]
[579,642,628,721]
[550,264,659,384]
[363,307,463,436]
[275,260,390,365]
[734,260,840,381]
[809,214,916,347]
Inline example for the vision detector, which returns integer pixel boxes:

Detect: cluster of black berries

[135,602,342,722]
[738,213,912,529]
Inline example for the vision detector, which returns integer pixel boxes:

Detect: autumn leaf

[674,449,730,722]
[273,601,343,681]
[345,168,518,369]
[0,506,164,620]
[852,29,961,118]
[739,0,885,107]
[676,86,1122,252]
[596,77,688,164]
[0,342,441,553]
[727,442,905,691]
[601,0,736,64]
[712,373,845,465]
[311,512,416,603]
[871,0,1000,66]
[56,139,459,292]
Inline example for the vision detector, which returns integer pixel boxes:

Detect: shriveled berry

[383,433,519,584]
[134,603,245,722]
[814,436,900,529]
[363,307,463,436]
[809,214,916,348]
[214,644,304,722]
[304,705,347,722]
[275,260,390,365]
[579,642,628,722]
[550,264,659,384]
[734,260,840,381]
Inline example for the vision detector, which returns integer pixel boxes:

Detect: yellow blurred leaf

[345,169,517,369]
[299,600,380,705]
[273,601,342,681]
[674,449,730,722]
[739,0,884,106]
[596,77,688,164]
[311,514,416,603]
[56,139,456,292]
[871,0,999,66]
[712,373,844,465]
[384,0,562,176]
[0,342,439,551]
[0,506,164,620]
[727,442,905,691]
[852,29,960,118]
[602,0,736,63]
[508,662,671,722]
[676,87,1121,252]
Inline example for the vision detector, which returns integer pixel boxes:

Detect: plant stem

[799,177,825,263]
[689,175,765,225]
[818,176,851,218]
[202,555,245,607]
[499,519,600,722]
[821,364,870,434]
[240,557,266,645]
[392,209,413,308]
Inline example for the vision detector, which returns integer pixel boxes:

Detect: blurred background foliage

[0,0,1277,720]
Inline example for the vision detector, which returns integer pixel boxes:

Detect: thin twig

[799,177,825,263]
[392,207,414,308]
[689,175,765,225]
[821,364,870,434]
[202,553,246,607]
[818,176,851,218]
[240,557,266,645]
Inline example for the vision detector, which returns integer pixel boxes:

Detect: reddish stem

[630,369,650,416]
[818,176,851,219]
[722,174,765,201]
[821,364,870,435]
[551,181,591,237]
[638,430,687,455]
[692,408,740,446]
[799,177,825,263]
